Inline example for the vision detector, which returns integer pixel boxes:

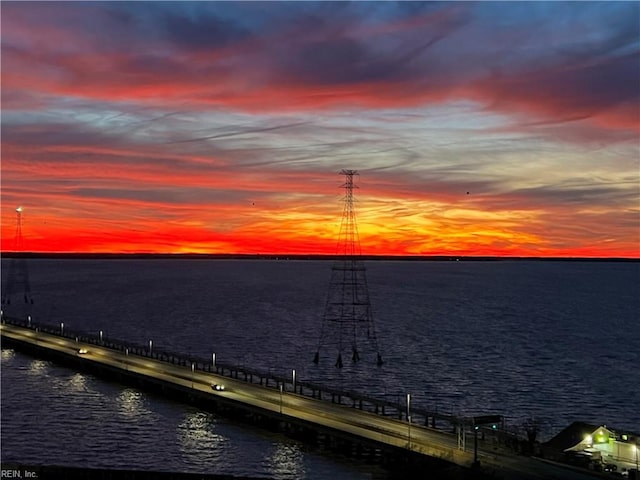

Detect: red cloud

[2,3,638,257]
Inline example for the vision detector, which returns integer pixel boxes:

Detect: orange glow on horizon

[2,201,638,258]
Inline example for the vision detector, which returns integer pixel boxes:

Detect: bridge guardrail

[0,313,504,434]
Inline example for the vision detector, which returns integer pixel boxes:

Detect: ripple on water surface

[1,348,388,479]
[1,259,639,474]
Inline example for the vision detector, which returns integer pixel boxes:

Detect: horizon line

[1,252,638,262]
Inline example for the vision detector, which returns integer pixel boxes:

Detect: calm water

[1,259,639,477]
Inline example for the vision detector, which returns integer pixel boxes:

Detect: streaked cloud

[1,1,638,256]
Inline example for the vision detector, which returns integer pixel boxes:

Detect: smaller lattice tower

[313,170,383,368]
[1,207,34,314]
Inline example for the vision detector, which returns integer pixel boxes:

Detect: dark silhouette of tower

[313,170,383,368]
[1,207,34,316]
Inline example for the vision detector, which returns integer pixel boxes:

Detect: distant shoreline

[1,252,637,262]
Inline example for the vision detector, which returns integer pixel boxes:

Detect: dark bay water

[2,259,639,477]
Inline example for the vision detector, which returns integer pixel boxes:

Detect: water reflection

[116,388,150,418]
[67,372,88,393]
[28,359,48,376]
[177,411,227,466]
[1,349,15,361]
[268,443,305,480]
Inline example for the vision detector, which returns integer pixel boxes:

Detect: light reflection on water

[177,411,228,467]
[268,443,306,480]
[116,388,150,418]
[67,372,89,393]
[1,349,15,361]
[28,359,49,376]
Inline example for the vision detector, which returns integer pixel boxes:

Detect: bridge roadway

[1,322,603,480]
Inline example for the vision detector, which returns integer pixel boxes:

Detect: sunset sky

[1,2,639,257]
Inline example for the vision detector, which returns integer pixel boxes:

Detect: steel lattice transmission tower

[1,207,34,312]
[313,170,383,368]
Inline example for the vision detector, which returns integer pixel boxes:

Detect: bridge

[1,315,603,480]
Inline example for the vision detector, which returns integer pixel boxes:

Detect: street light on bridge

[60,322,64,336]
[292,369,296,392]
[407,393,411,450]
[473,424,480,467]
[149,339,153,354]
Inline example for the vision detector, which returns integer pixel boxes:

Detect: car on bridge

[211,383,225,391]
[77,348,89,355]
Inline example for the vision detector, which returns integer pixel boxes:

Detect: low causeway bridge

[0,315,603,480]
